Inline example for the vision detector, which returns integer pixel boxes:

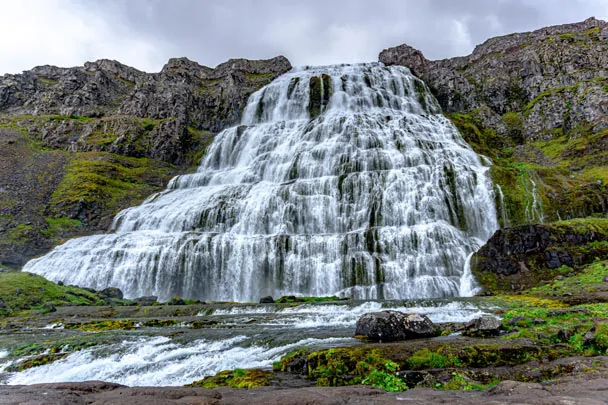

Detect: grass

[0,272,102,316]
[50,152,175,218]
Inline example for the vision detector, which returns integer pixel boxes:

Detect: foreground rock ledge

[2,378,608,405]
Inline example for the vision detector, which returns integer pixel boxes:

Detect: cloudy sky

[0,0,606,74]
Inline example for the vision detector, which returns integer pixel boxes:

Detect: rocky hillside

[381,17,608,226]
[0,56,291,268]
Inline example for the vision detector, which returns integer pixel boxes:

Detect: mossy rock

[471,218,608,293]
[186,368,272,389]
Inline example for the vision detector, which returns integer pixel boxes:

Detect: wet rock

[135,296,158,306]
[355,310,439,341]
[463,316,502,337]
[380,18,608,142]
[471,221,608,292]
[100,287,123,300]
[169,297,186,305]
[259,296,274,304]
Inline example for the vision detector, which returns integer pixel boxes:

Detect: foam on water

[211,301,495,328]
[5,336,354,386]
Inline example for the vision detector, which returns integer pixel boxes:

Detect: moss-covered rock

[471,218,608,292]
[186,368,272,389]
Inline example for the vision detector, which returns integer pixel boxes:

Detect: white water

[211,301,493,328]
[5,336,354,386]
[2,300,498,386]
[24,63,498,302]
[0,350,7,359]
[523,174,544,224]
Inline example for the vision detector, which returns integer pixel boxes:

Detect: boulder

[100,287,123,300]
[463,316,502,337]
[135,296,158,306]
[259,296,274,304]
[355,310,439,342]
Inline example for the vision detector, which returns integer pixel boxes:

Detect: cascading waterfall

[24,63,498,302]
[495,185,511,228]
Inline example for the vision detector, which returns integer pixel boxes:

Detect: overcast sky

[0,0,607,74]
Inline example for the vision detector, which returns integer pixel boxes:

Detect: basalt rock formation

[0,56,291,268]
[471,218,608,292]
[381,17,608,226]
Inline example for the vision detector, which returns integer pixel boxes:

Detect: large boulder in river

[355,310,440,342]
[463,316,502,337]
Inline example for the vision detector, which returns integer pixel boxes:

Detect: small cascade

[24,63,498,302]
[495,185,511,228]
[522,172,544,224]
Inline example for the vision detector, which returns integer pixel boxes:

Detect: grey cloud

[54,0,608,70]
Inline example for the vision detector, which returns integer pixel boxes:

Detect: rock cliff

[0,56,291,268]
[380,17,608,226]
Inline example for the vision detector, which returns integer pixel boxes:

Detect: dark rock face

[464,316,502,337]
[355,310,439,341]
[135,296,158,306]
[0,56,291,165]
[259,296,274,304]
[380,17,608,142]
[471,218,608,292]
[100,287,123,300]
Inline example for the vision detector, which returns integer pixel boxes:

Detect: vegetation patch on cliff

[0,272,102,316]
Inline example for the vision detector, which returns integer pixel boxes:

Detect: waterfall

[23,63,498,302]
[522,171,544,224]
[495,185,510,228]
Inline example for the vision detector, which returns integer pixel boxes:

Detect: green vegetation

[275,347,408,391]
[187,368,273,389]
[407,348,460,369]
[0,272,102,316]
[41,217,83,242]
[473,219,608,293]
[501,302,608,356]
[64,319,137,332]
[525,260,608,299]
[50,152,175,218]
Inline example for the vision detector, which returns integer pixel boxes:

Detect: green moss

[41,217,82,241]
[526,260,608,298]
[501,302,608,356]
[438,372,498,391]
[299,347,407,391]
[64,319,137,332]
[186,368,272,389]
[308,75,332,119]
[50,152,175,218]
[407,348,459,369]
[447,112,513,160]
[0,272,102,316]
[5,224,35,246]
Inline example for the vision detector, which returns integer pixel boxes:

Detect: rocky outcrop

[355,311,439,341]
[0,56,291,268]
[471,218,608,292]
[380,17,608,142]
[463,316,502,337]
[0,56,291,164]
[381,17,608,227]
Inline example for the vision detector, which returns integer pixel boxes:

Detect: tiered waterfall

[24,63,498,301]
